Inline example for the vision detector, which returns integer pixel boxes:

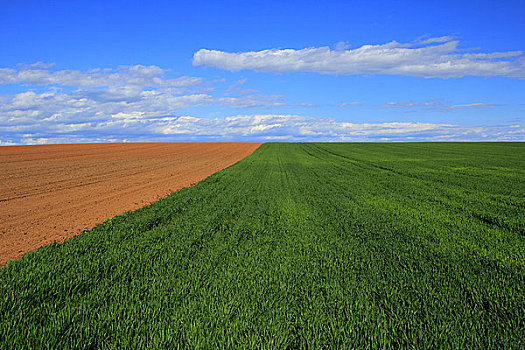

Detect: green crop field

[1,143,524,348]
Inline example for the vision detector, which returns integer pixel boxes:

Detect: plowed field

[0,142,261,264]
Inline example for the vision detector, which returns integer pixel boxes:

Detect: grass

[1,142,524,348]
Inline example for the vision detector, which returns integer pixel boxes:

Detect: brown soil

[0,142,261,264]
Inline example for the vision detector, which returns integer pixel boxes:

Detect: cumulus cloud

[0,62,521,145]
[0,89,284,129]
[193,37,525,78]
[1,110,522,144]
[0,63,291,145]
[0,62,285,130]
[0,64,202,88]
[377,98,503,110]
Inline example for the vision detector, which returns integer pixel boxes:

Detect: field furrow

[0,143,261,263]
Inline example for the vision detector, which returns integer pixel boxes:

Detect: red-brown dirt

[0,142,261,264]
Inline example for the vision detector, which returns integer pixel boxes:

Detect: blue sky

[1,0,524,144]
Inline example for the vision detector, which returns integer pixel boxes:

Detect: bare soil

[0,142,261,264]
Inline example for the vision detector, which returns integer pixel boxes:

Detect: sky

[1,0,524,144]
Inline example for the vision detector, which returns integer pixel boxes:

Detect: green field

[1,143,524,348]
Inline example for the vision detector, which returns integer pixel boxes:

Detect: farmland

[0,142,261,264]
[1,143,524,348]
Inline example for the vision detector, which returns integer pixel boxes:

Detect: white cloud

[17,62,57,69]
[0,89,284,127]
[1,110,523,144]
[0,62,286,133]
[377,98,503,110]
[297,103,319,108]
[19,136,122,145]
[441,103,503,110]
[0,62,522,144]
[193,37,525,78]
[225,78,259,95]
[0,139,17,146]
[0,64,203,88]
[335,41,350,51]
[339,102,364,107]
[416,36,456,45]
[0,73,290,146]
[377,99,442,108]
